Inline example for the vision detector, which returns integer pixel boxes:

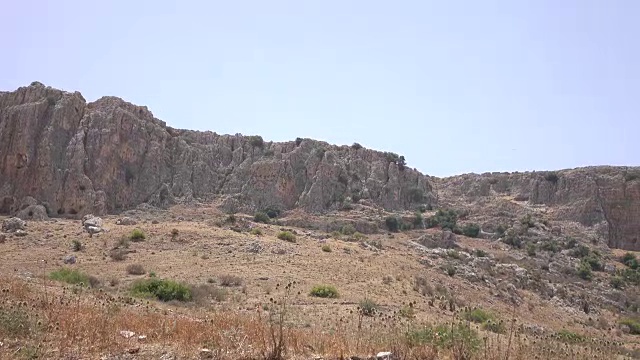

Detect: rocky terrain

[1,82,640,359]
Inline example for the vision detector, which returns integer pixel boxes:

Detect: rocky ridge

[0,82,638,250]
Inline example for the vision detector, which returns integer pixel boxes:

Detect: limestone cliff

[1,82,638,251]
[0,82,434,218]
[436,167,640,251]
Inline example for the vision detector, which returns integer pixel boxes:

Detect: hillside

[1,82,640,359]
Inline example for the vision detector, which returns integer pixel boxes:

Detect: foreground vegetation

[0,275,634,360]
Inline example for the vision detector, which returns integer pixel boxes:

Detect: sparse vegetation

[310,285,339,298]
[426,209,458,231]
[385,216,400,232]
[130,278,192,302]
[358,297,379,316]
[219,274,243,287]
[247,135,264,148]
[254,212,270,224]
[620,318,640,334]
[72,239,83,251]
[126,264,146,275]
[109,248,128,261]
[277,231,296,242]
[340,224,356,236]
[49,268,99,288]
[250,228,263,236]
[545,172,560,183]
[577,261,593,280]
[622,252,639,269]
[461,223,480,238]
[129,228,146,241]
[321,244,332,252]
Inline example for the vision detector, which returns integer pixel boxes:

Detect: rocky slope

[0,82,433,218]
[0,82,638,250]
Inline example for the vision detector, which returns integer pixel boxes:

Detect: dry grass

[0,206,638,359]
[0,275,632,359]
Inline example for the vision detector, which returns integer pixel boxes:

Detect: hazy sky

[2,1,638,177]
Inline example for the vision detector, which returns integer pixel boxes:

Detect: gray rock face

[437,167,640,251]
[16,205,48,221]
[0,83,434,219]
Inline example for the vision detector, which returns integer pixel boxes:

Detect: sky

[1,1,638,177]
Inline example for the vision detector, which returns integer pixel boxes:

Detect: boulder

[64,255,77,264]
[116,217,137,225]
[2,217,26,232]
[16,205,48,221]
[82,214,103,229]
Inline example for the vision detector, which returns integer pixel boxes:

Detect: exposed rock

[14,229,27,237]
[64,255,77,264]
[0,234,5,243]
[417,230,458,249]
[2,217,26,232]
[116,217,137,226]
[0,83,434,219]
[82,214,103,229]
[437,168,640,250]
[16,205,48,221]
[1,82,638,251]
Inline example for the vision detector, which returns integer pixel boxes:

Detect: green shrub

[130,278,192,302]
[583,253,603,271]
[49,268,99,288]
[264,207,281,219]
[0,308,34,338]
[545,172,559,183]
[620,318,640,334]
[408,187,425,203]
[413,212,424,227]
[277,231,296,243]
[349,232,367,242]
[385,216,400,232]
[474,249,488,257]
[310,285,339,298]
[540,240,560,253]
[461,223,480,238]
[520,214,535,228]
[495,224,507,237]
[321,244,332,252]
[130,229,146,241]
[406,323,480,353]
[611,276,625,289]
[571,244,590,258]
[464,308,493,323]
[254,212,270,224]
[250,228,263,236]
[358,298,379,316]
[526,243,537,257]
[247,135,264,148]
[623,252,639,269]
[426,209,458,231]
[502,234,523,249]
[555,329,586,343]
[577,261,593,280]
[340,224,356,236]
[72,239,83,252]
[444,264,456,277]
[483,320,506,334]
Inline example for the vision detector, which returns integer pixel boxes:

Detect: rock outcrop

[0,82,434,219]
[436,167,640,251]
[1,82,638,251]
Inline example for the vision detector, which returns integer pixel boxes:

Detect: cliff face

[436,167,640,251]
[0,82,434,218]
[1,82,638,251]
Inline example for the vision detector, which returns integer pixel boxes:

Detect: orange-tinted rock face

[0,83,434,219]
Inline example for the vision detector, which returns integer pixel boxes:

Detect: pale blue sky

[2,1,638,177]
